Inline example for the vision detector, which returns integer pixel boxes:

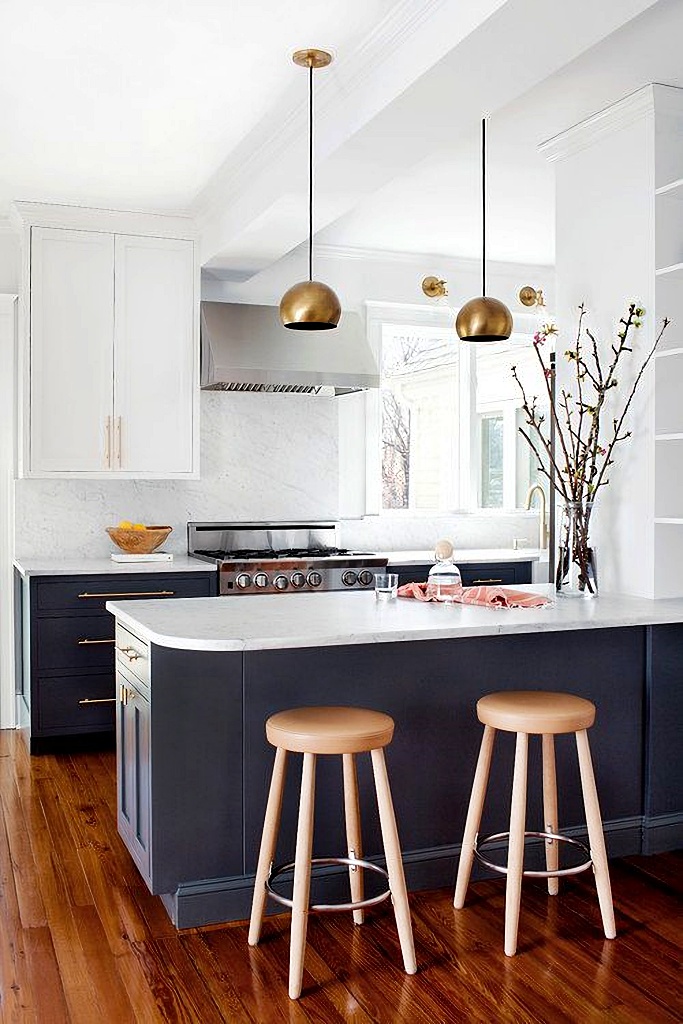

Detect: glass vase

[555,501,598,598]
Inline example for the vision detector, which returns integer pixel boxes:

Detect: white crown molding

[539,84,656,163]
[10,201,197,239]
[315,243,555,277]
[193,0,451,227]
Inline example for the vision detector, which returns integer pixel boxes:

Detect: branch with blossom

[512,303,670,508]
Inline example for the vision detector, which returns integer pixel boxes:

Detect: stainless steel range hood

[200,302,379,395]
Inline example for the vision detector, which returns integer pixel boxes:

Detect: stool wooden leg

[289,752,317,1000]
[248,747,288,946]
[370,748,417,975]
[454,724,496,909]
[575,729,616,940]
[505,731,528,957]
[542,734,559,896]
[342,753,365,925]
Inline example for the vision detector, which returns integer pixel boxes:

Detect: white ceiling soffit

[196,0,660,279]
[0,0,398,215]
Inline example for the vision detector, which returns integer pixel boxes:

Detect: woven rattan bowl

[106,525,172,555]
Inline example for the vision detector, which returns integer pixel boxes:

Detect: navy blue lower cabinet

[388,560,533,588]
[128,622,682,930]
[16,569,216,752]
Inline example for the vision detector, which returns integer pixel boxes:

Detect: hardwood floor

[0,731,681,1024]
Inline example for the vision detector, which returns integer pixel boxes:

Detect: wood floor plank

[0,730,681,1024]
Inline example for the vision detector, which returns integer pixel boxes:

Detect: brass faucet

[525,484,548,549]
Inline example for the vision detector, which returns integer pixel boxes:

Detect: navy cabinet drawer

[460,563,517,586]
[35,573,215,613]
[37,616,115,671]
[37,674,116,733]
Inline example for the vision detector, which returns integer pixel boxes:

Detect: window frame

[364,300,546,516]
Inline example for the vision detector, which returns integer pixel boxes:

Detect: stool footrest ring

[265,856,391,913]
[474,830,592,878]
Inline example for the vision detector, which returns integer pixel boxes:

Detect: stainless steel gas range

[188,521,388,596]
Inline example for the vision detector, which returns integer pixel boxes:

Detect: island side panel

[244,627,645,894]
[644,624,683,852]
[148,645,244,895]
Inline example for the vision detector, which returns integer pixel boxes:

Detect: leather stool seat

[477,690,596,734]
[266,706,394,754]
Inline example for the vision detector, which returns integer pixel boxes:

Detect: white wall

[0,229,19,292]
[549,91,655,596]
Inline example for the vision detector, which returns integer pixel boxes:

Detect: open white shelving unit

[653,92,683,595]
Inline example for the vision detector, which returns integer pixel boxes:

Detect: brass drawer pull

[78,590,174,598]
[119,684,137,705]
[470,578,503,585]
[77,638,115,645]
[116,646,144,662]
[78,698,116,705]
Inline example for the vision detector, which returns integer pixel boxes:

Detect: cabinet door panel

[114,235,195,474]
[31,227,114,472]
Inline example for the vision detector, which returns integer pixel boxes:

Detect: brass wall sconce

[519,286,545,308]
[422,276,448,298]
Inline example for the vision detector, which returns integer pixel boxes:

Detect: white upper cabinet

[113,235,195,475]
[22,209,198,479]
[31,228,115,473]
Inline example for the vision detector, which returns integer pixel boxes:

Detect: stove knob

[307,570,323,589]
[253,572,269,589]
[274,574,289,591]
[341,569,358,587]
[236,572,252,589]
[358,569,375,587]
[291,571,306,589]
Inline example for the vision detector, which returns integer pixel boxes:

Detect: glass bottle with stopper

[427,540,462,603]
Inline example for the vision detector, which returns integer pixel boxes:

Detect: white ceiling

[3,0,681,272]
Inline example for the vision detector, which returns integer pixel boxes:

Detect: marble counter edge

[13,555,217,577]
[382,548,545,565]
[106,591,683,653]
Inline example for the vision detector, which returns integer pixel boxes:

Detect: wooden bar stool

[453,691,616,956]
[248,705,417,1000]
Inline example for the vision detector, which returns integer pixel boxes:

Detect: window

[368,302,549,513]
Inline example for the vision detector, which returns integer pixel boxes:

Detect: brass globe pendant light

[455,118,512,342]
[279,49,341,330]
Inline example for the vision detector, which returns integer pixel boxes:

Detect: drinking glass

[374,573,398,601]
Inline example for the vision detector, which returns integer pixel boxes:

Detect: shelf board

[655,433,683,441]
[655,518,683,525]
[655,346,683,359]
[656,178,683,198]
[656,262,683,278]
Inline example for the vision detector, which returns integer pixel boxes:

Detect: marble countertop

[13,555,215,577]
[382,547,545,565]
[106,586,683,653]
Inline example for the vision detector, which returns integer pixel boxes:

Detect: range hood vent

[200,302,379,395]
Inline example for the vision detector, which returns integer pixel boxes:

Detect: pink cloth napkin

[397,581,550,608]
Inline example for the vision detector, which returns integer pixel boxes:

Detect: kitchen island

[107,588,683,927]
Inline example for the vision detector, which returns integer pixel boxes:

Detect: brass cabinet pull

[116,646,143,662]
[470,578,503,585]
[118,684,136,705]
[77,638,115,645]
[78,590,174,598]
[115,415,122,468]
[78,697,116,705]
[104,416,112,469]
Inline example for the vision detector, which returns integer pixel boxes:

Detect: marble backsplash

[15,391,540,559]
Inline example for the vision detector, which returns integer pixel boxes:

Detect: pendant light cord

[308,64,314,282]
[481,116,486,297]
